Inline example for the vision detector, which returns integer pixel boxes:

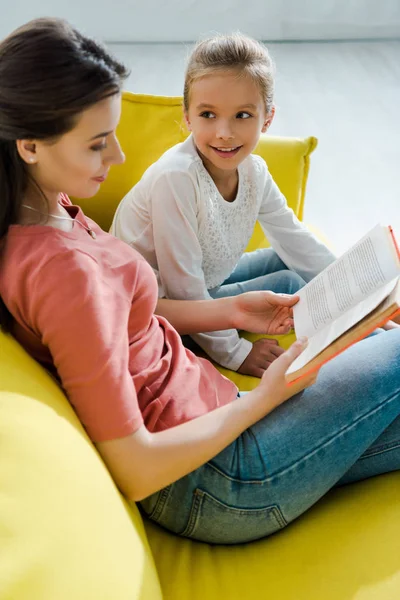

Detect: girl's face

[185,71,273,178]
[20,93,125,201]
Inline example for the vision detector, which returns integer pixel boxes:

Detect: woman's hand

[257,337,318,409]
[383,319,400,330]
[232,291,299,335]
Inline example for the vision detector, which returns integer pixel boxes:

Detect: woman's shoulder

[4,229,96,278]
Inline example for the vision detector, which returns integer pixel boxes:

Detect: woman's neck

[18,190,72,230]
[23,187,62,213]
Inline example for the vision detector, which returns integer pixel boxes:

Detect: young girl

[110,34,336,377]
[1,18,399,546]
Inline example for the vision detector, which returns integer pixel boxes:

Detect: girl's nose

[216,121,234,140]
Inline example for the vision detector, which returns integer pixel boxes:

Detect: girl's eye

[236,112,252,119]
[199,111,216,119]
[90,141,107,152]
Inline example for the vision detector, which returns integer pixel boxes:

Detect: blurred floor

[108,40,400,254]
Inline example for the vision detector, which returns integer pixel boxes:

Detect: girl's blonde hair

[183,33,275,115]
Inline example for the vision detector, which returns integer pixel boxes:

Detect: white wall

[1,0,400,42]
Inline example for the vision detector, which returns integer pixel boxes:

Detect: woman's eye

[236,112,251,119]
[199,111,216,119]
[90,142,107,152]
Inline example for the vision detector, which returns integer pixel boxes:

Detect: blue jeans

[140,329,400,544]
[208,248,306,298]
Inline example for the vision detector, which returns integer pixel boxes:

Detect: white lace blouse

[110,135,335,370]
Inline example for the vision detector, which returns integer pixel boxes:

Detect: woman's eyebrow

[88,130,112,141]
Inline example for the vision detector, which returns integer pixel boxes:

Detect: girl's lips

[211,146,242,159]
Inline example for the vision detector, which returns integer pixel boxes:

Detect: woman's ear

[16,139,38,164]
[261,105,276,133]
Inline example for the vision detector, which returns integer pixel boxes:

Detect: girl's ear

[261,105,276,133]
[184,111,192,132]
[16,139,38,164]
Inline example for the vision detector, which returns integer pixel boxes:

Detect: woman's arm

[156,291,297,336]
[156,296,235,334]
[96,338,312,501]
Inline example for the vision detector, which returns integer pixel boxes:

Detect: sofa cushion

[75,92,317,234]
[144,470,400,600]
[0,333,162,600]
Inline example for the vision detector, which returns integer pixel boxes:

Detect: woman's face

[25,93,125,200]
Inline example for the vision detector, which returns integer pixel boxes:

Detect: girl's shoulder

[240,153,271,189]
[146,135,200,179]
[246,152,269,176]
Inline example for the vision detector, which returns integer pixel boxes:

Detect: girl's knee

[280,271,306,294]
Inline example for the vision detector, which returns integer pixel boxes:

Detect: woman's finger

[266,292,300,307]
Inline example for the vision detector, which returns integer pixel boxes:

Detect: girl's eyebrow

[196,103,258,110]
[196,103,215,109]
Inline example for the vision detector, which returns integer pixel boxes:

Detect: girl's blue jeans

[140,329,400,544]
[208,248,306,298]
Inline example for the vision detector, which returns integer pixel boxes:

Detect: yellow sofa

[0,92,399,600]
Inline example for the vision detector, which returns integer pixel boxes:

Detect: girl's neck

[199,153,239,203]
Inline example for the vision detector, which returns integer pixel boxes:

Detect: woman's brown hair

[0,17,128,330]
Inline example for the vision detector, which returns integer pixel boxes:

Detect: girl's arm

[256,157,336,282]
[96,338,311,501]
[149,171,253,370]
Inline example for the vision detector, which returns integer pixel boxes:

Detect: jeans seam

[207,391,400,484]
[181,489,203,537]
[359,439,400,459]
[182,488,288,538]
[148,485,172,522]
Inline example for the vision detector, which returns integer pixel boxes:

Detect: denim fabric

[208,248,306,298]
[140,329,400,544]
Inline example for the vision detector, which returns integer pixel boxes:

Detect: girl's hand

[257,338,318,410]
[238,338,284,377]
[232,291,299,335]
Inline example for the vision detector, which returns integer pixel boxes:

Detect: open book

[285,224,400,384]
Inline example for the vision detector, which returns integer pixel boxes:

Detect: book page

[286,276,399,375]
[294,224,400,339]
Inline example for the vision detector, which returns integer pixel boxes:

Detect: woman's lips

[92,173,108,182]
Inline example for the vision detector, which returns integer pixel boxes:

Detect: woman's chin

[70,182,101,199]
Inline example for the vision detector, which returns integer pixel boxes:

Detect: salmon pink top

[0,196,237,441]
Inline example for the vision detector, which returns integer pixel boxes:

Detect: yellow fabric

[75,91,317,233]
[0,333,162,600]
[144,472,400,600]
